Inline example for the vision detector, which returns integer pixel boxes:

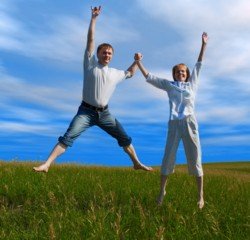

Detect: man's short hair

[97,43,114,54]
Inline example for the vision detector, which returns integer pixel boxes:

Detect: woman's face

[174,66,188,82]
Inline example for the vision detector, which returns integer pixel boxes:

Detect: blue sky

[1,0,249,167]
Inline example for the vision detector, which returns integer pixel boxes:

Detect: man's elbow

[130,71,135,77]
[127,70,134,78]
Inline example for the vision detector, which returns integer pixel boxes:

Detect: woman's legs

[157,174,168,205]
[183,116,204,208]
[158,120,180,205]
[196,176,204,209]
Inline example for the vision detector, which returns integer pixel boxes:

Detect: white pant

[161,115,203,176]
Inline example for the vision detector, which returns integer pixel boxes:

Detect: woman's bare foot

[33,164,49,173]
[157,190,166,206]
[197,198,204,209]
[133,163,153,171]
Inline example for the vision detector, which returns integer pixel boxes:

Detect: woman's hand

[134,53,143,61]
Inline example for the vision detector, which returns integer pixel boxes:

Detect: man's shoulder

[107,66,129,80]
[108,66,125,73]
[84,49,95,59]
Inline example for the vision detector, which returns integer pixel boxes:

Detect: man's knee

[118,137,132,148]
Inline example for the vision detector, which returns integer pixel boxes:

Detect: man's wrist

[91,16,98,20]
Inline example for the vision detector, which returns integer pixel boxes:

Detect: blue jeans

[58,103,132,147]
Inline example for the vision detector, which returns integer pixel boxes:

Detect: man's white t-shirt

[82,50,130,107]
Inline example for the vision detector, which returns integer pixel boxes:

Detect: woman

[135,32,208,209]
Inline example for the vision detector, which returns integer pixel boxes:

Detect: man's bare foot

[157,191,166,206]
[197,198,204,209]
[33,164,49,173]
[133,163,153,171]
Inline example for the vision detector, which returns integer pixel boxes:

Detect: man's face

[97,47,113,66]
[174,66,188,82]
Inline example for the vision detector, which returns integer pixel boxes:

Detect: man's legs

[33,143,67,172]
[123,144,153,171]
[98,109,153,171]
[33,106,95,173]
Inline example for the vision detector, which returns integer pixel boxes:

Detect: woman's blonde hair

[172,63,190,82]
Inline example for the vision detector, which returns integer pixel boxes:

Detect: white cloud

[96,15,139,44]
[197,105,250,125]
[136,0,250,30]
[0,74,78,135]
[136,0,250,81]
[0,104,50,123]
[203,134,250,146]
[0,13,85,63]
[0,5,139,64]
[0,69,80,114]
[0,11,24,51]
[0,121,56,136]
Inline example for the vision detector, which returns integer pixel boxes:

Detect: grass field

[0,161,249,239]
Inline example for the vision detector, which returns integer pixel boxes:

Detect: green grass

[0,161,249,239]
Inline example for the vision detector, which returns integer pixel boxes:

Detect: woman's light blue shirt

[146,62,202,120]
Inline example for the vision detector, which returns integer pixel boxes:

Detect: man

[33,6,153,173]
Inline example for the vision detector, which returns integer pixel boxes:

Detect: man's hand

[134,53,143,61]
[87,6,101,53]
[91,6,101,18]
[202,32,208,44]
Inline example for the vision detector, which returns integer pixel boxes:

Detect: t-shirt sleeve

[146,73,172,91]
[124,70,132,79]
[84,49,97,71]
[111,69,128,84]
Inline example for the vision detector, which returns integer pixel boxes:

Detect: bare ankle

[157,191,166,206]
[197,196,204,209]
[33,163,50,173]
[133,163,153,171]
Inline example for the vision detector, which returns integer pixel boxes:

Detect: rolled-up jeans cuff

[119,137,132,147]
[58,136,73,147]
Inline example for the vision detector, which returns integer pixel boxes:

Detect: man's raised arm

[126,60,139,78]
[87,6,101,54]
